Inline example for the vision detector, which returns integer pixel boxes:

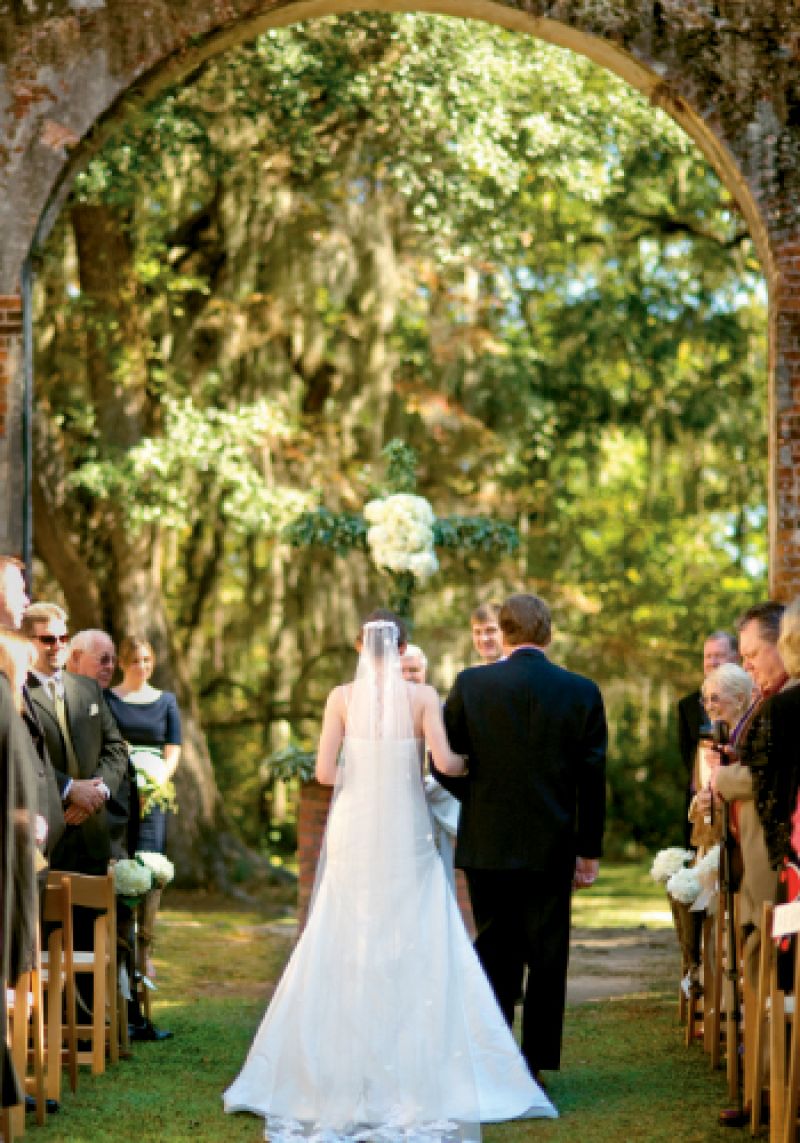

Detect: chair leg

[29,968,45,1127]
[781,944,800,1143]
[91,919,106,1076]
[750,904,772,1136]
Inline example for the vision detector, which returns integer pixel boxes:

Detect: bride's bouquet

[129,745,177,816]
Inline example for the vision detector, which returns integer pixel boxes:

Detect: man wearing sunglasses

[22,602,128,877]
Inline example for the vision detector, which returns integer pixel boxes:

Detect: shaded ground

[568,925,678,1005]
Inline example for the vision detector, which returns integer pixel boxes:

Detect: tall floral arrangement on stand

[286,438,518,624]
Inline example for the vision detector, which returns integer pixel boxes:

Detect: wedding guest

[677,631,739,843]
[0,555,29,631]
[67,629,117,690]
[737,600,800,875]
[106,637,181,1042]
[0,631,49,861]
[400,643,428,685]
[106,637,181,856]
[22,602,128,877]
[690,663,753,852]
[68,629,137,858]
[471,603,503,665]
[0,559,64,866]
[714,602,788,990]
[0,669,38,1113]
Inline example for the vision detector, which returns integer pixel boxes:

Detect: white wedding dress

[224,624,556,1141]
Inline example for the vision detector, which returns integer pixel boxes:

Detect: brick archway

[1,2,798,589]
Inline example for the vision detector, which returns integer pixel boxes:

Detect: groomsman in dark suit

[21,602,128,876]
[434,593,607,1083]
[677,631,738,842]
[0,558,64,863]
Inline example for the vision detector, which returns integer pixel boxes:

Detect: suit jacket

[26,672,128,873]
[677,689,705,782]
[0,675,38,1107]
[436,648,607,873]
[20,686,65,859]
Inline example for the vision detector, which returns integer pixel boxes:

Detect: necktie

[49,681,81,779]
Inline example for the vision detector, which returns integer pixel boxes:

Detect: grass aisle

[39,866,739,1142]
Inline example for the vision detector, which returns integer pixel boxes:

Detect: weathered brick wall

[0,294,23,558]
[2,0,800,593]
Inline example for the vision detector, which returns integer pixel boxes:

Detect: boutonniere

[89,703,99,716]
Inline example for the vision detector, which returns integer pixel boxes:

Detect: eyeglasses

[36,633,70,646]
[94,654,116,665]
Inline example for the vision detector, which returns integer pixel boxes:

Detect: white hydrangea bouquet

[650,846,694,884]
[113,857,154,905]
[129,745,177,815]
[363,493,439,581]
[135,851,175,888]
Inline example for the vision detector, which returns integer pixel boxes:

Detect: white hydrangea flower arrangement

[650,847,694,884]
[136,851,175,887]
[113,858,154,901]
[363,494,439,581]
[666,865,701,906]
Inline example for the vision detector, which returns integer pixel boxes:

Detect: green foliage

[433,517,519,555]
[33,13,768,859]
[382,438,418,493]
[285,507,368,554]
[262,742,317,783]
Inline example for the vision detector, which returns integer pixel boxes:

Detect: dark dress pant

[465,866,573,1073]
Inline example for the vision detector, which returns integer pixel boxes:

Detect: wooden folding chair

[5,957,45,1133]
[40,873,76,1097]
[59,871,119,1076]
[780,930,800,1143]
[704,895,726,1067]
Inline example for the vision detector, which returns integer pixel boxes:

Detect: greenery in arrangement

[289,439,519,619]
[262,741,318,784]
[32,13,767,876]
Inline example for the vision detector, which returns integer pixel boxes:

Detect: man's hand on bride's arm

[573,856,599,890]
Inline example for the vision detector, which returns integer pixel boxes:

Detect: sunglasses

[36,633,70,646]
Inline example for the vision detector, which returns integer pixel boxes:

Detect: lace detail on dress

[265,1115,468,1143]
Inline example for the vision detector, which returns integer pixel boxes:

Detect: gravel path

[567,925,678,1005]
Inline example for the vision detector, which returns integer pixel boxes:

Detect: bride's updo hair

[360,609,407,649]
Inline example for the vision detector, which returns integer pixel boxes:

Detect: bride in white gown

[223,612,556,1141]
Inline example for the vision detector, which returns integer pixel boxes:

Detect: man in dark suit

[434,593,607,1083]
[677,631,738,843]
[0,557,64,864]
[21,602,128,876]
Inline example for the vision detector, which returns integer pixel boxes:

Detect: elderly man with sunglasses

[21,602,128,877]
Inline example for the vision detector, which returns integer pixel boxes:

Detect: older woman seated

[689,662,753,852]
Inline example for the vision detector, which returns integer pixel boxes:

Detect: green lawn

[34,865,738,1143]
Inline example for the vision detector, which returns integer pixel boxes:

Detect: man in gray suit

[22,602,128,876]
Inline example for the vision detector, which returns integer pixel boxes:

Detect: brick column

[771,258,800,601]
[0,293,24,557]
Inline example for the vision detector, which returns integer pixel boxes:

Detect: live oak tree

[32,14,767,872]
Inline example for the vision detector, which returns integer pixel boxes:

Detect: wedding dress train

[224,732,556,1141]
